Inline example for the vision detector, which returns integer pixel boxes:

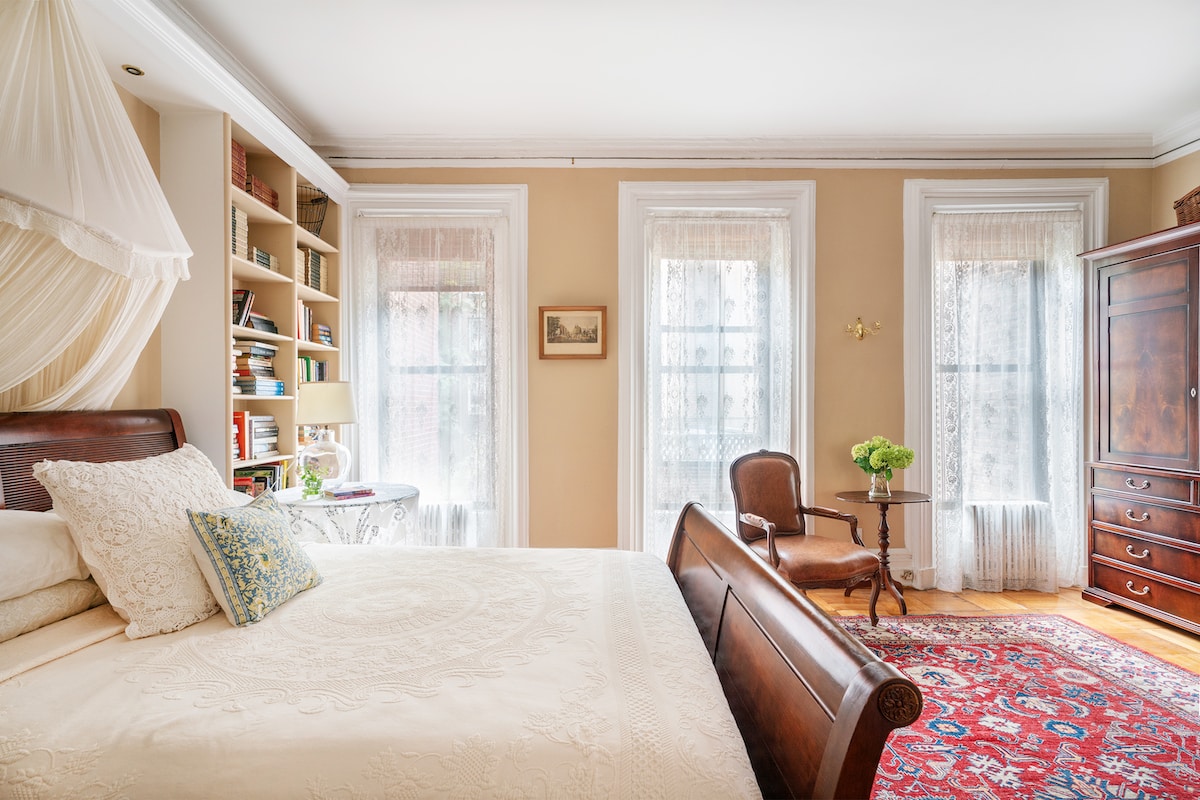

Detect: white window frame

[902,178,1107,588]
[617,181,816,552]
[342,184,529,546]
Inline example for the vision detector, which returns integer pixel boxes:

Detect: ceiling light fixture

[121,64,144,77]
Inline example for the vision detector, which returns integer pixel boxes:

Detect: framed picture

[539,306,607,359]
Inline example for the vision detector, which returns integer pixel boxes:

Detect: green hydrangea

[851,436,915,480]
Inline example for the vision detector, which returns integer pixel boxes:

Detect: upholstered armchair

[730,450,882,625]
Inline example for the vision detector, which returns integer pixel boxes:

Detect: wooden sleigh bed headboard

[0,409,186,511]
[0,408,920,799]
[667,501,923,800]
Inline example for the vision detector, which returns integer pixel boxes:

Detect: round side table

[835,490,931,616]
[274,483,419,545]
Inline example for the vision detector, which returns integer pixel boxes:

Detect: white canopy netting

[0,0,190,410]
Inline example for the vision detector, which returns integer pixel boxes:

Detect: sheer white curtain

[932,210,1084,592]
[643,211,793,558]
[0,0,190,410]
[351,215,515,547]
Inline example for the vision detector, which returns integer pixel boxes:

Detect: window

[347,186,528,547]
[902,179,1107,590]
[619,182,815,557]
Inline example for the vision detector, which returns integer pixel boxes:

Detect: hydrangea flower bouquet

[851,435,915,498]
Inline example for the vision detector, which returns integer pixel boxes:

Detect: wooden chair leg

[867,570,882,627]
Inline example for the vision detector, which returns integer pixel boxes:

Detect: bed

[0,409,921,799]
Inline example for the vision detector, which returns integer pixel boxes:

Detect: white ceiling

[76,0,1200,165]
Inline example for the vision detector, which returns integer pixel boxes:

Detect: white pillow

[33,444,233,638]
[0,578,105,643]
[0,509,89,601]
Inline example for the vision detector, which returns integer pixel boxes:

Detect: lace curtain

[932,210,1085,592]
[351,215,515,547]
[642,211,793,558]
[0,0,190,410]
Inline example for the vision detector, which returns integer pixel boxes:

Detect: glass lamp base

[298,428,351,489]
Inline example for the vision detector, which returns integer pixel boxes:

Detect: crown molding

[317,132,1200,169]
[91,0,347,200]
[90,1,1200,173]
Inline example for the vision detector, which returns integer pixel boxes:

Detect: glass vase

[868,471,891,498]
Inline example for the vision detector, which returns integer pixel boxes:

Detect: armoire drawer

[1092,562,1200,625]
[1091,467,1193,504]
[1092,528,1200,581]
[1091,495,1200,545]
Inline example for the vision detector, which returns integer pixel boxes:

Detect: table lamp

[296,381,356,488]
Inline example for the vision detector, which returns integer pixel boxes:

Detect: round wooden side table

[835,489,931,616]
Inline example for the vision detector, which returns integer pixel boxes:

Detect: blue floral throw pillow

[187,492,321,626]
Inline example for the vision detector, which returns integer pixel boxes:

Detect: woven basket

[1174,185,1200,226]
[297,186,328,237]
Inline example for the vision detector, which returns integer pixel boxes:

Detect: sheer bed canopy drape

[0,0,190,411]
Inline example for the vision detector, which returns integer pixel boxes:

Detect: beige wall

[1151,150,1200,231]
[339,165,1161,549]
[113,89,1200,550]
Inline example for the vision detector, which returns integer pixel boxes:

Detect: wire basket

[297,185,329,237]
[1174,185,1200,226]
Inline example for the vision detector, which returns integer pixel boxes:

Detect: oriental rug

[837,614,1200,800]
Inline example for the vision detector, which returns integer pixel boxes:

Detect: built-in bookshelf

[158,114,342,484]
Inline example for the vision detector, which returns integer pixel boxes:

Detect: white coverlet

[0,544,760,799]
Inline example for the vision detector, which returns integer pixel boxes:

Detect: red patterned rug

[837,614,1200,800]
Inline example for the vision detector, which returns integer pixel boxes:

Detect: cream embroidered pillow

[33,444,233,638]
[187,492,321,626]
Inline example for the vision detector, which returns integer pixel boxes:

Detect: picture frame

[539,306,607,359]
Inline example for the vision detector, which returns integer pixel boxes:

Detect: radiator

[966,500,1054,591]
[415,502,467,546]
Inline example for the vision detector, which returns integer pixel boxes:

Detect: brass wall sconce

[845,317,882,341]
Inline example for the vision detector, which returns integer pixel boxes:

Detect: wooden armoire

[1081,220,1200,635]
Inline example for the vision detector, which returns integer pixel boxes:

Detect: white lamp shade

[296,381,357,426]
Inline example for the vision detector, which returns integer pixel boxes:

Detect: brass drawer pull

[1124,509,1150,523]
[1124,545,1150,559]
[1125,581,1151,596]
[1124,477,1150,490]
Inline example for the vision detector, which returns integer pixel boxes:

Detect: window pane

[644,218,792,557]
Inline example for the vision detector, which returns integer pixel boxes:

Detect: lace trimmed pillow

[33,444,234,638]
[187,492,322,626]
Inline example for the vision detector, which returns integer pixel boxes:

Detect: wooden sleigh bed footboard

[667,501,923,800]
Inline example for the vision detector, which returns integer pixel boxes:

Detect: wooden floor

[806,585,1200,675]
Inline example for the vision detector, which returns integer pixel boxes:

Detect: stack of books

[234,377,284,396]
[245,175,279,210]
[311,323,333,346]
[233,340,282,395]
[232,412,281,461]
[231,140,247,191]
[297,247,327,293]
[246,311,278,334]
[231,341,242,394]
[323,483,375,501]
[231,205,249,259]
[250,246,279,272]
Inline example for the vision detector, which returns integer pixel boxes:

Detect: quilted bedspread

[0,544,760,799]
